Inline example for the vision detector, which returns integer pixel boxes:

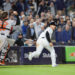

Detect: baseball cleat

[0,61,5,66]
[28,52,32,61]
[52,64,58,67]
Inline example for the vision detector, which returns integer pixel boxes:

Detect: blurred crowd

[0,0,75,46]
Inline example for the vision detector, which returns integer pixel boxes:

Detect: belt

[0,33,5,35]
[0,33,9,38]
[42,37,45,38]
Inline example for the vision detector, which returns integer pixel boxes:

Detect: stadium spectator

[55,0,66,11]
[21,20,28,38]
[30,19,34,24]
[19,11,25,25]
[13,11,20,26]
[56,10,62,17]
[65,19,72,29]
[35,15,39,20]
[62,25,71,44]
[48,1,56,16]
[72,18,75,42]
[20,15,25,26]
[33,19,44,39]
[11,1,17,11]
[66,19,72,26]
[59,16,65,28]
[44,20,48,29]
[67,2,75,12]
[3,0,12,12]
[40,12,45,22]
[0,10,3,19]
[8,13,16,26]
[0,0,75,46]
[16,0,29,14]
[65,16,70,21]
[26,23,36,40]
[14,33,24,46]
[55,26,63,43]
[32,0,37,13]
[38,1,46,16]
[0,0,4,9]
[47,14,54,25]
[27,15,33,23]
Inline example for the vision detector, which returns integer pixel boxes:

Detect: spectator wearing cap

[26,23,36,40]
[21,20,28,38]
[14,33,24,46]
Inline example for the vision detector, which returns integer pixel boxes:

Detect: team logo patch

[70,52,75,57]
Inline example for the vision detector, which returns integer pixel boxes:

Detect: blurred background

[0,0,75,65]
[0,0,75,46]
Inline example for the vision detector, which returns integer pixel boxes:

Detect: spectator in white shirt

[33,19,44,39]
[3,0,12,12]
[8,13,16,26]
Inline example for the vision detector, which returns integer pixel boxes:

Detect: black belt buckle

[42,37,45,38]
[1,33,5,35]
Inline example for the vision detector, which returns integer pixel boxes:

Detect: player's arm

[46,31,53,47]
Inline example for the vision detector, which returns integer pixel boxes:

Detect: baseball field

[0,64,75,75]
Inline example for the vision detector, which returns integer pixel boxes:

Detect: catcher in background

[0,11,13,65]
[28,22,58,67]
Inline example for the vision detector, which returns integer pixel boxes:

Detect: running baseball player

[28,21,57,67]
[0,11,12,65]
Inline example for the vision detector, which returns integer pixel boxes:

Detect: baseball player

[28,22,57,67]
[0,11,12,65]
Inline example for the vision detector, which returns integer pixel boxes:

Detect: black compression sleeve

[46,31,51,43]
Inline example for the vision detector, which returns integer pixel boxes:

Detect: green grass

[0,64,75,75]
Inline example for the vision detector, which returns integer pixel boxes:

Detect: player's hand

[49,42,53,47]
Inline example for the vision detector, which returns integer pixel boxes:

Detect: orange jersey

[0,20,12,36]
[0,20,8,31]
